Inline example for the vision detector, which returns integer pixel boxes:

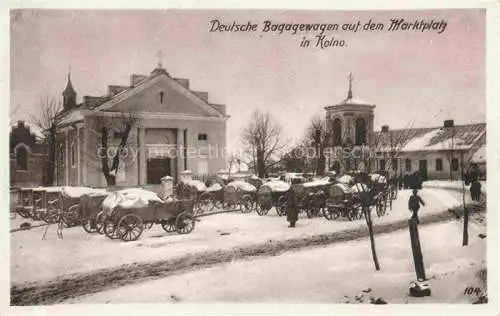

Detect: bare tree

[368,120,416,179]
[303,116,330,176]
[241,110,285,178]
[94,112,140,186]
[29,96,62,186]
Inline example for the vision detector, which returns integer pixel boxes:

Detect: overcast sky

[10,9,485,151]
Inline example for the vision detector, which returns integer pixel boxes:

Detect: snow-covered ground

[423,180,487,193]
[10,188,471,285]
[69,220,486,303]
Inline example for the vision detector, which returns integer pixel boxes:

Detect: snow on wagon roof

[227,180,257,192]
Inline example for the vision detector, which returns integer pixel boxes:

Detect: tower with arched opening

[324,73,375,173]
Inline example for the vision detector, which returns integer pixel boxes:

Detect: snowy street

[11,188,470,285]
[68,220,486,304]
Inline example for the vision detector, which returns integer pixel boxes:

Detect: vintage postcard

[2,1,499,315]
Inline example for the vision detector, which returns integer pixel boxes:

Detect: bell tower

[324,73,376,172]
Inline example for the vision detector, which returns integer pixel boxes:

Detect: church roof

[374,123,486,153]
[55,65,227,127]
[325,74,375,109]
[335,96,374,106]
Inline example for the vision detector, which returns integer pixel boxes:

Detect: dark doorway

[418,159,428,181]
[331,160,341,174]
[147,158,171,184]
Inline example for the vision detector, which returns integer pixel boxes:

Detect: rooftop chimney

[443,119,454,128]
[381,125,389,133]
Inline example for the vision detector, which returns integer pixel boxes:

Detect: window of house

[435,158,443,171]
[451,158,459,171]
[198,133,208,141]
[391,158,398,171]
[405,159,411,172]
[16,146,28,171]
[379,159,386,171]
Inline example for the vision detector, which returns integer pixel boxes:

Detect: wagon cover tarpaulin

[261,180,290,192]
[227,180,257,192]
[102,188,164,211]
[181,180,207,192]
[63,186,108,198]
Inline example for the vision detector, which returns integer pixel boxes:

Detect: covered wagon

[323,183,363,221]
[100,188,195,242]
[255,180,290,216]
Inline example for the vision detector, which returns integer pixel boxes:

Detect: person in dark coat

[286,185,299,228]
[408,189,425,224]
[470,180,482,202]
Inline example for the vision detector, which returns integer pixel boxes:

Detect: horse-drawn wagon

[323,183,364,221]
[255,180,290,216]
[15,187,35,219]
[198,180,257,213]
[100,188,196,242]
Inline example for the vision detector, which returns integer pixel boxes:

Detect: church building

[53,61,228,188]
[324,75,486,180]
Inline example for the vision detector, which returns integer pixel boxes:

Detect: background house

[10,121,47,187]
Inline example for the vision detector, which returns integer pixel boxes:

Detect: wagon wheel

[62,205,81,228]
[324,206,340,220]
[240,194,254,213]
[31,208,41,221]
[161,219,176,233]
[95,211,106,235]
[376,198,385,217]
[44,209,60,224]
[17,208,30,218]
[345,207,356,221]
[175,212,195,234]
[104,218,121,240]
[256,202,271,216]
[117,214,144,242]
[82,218,97,233]
[198,192,215,214]
[353,204,364,220]
[276,196,287,216]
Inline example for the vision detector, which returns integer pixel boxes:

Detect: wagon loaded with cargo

[99,188,196,242]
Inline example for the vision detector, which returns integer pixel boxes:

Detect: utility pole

[461,152,469,246]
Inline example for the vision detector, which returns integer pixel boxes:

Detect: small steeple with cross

[151,49,169,76]
[347,72,353,99]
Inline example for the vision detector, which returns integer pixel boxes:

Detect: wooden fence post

[408,217,426,280]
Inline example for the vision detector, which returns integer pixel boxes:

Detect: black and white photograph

[3,2,498,314]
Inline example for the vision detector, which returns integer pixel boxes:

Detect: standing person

[470,180,482,202]
[286,184,299,228]
[409,189,425,224]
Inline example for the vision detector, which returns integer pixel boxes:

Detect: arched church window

[16,145,28,170]
[355,118,367,145]
[332,118,342,146]
[71,142,76,166]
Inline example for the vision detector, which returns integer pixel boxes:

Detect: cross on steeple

[347,72,353,99]
[156,50,163,68]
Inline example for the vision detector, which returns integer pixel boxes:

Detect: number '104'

[464,287,482,295]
